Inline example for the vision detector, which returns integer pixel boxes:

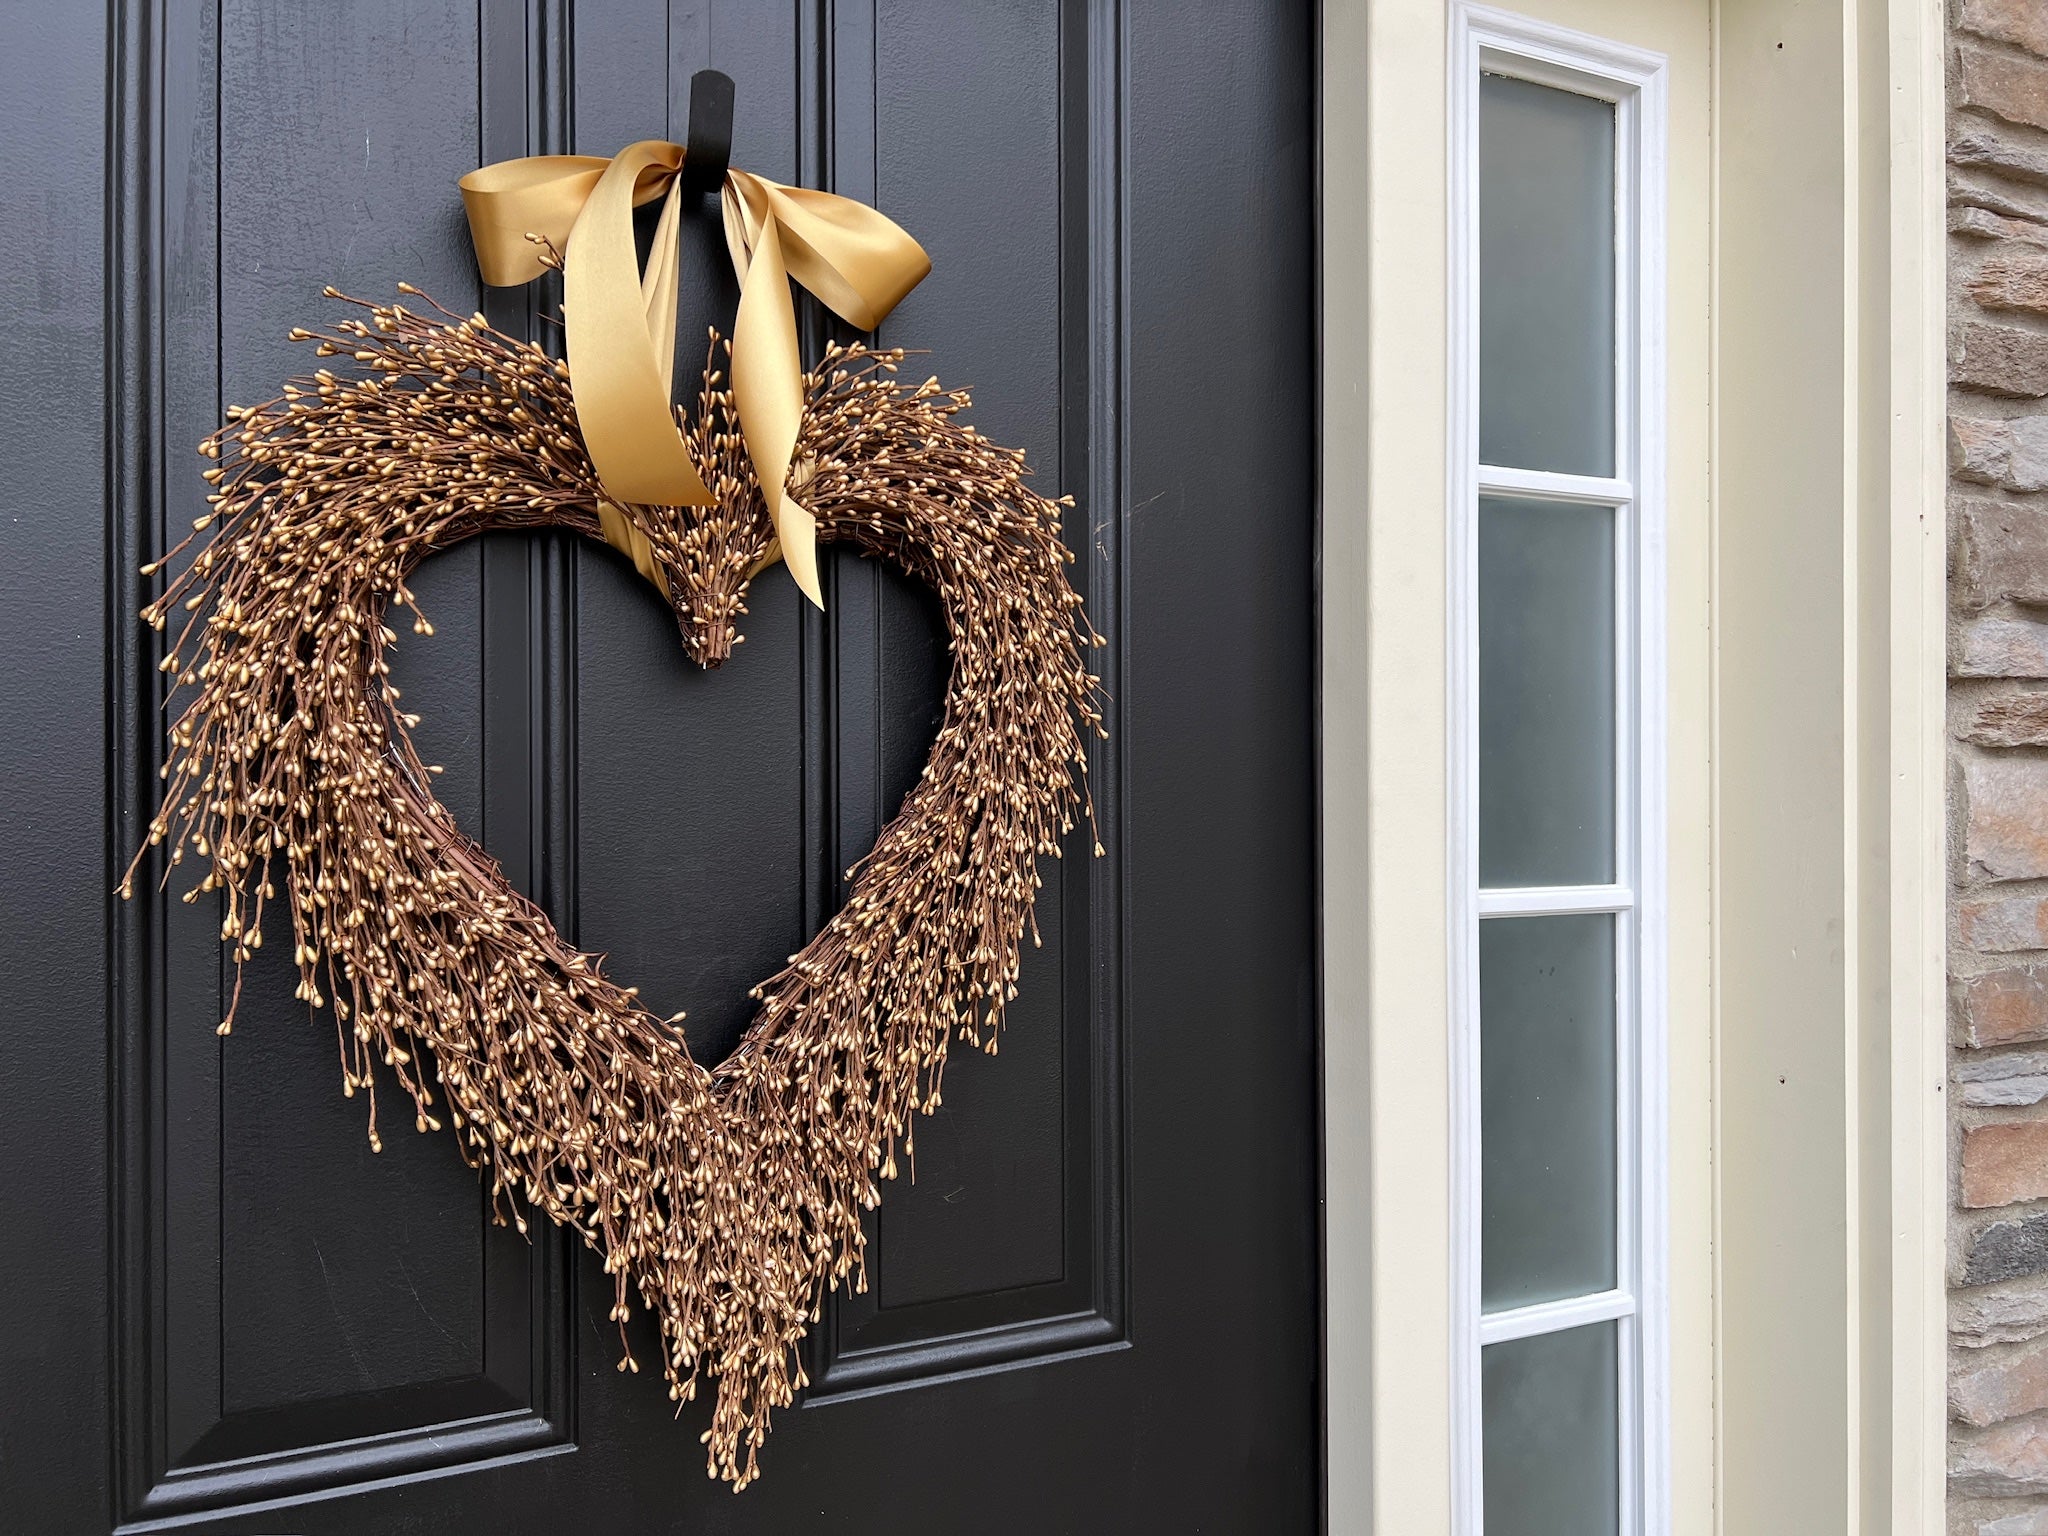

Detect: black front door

[0,3,1317,1531]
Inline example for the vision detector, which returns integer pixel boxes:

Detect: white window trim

[1445,7,1669,1534]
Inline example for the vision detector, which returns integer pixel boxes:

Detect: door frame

[1318,0,1948,1529]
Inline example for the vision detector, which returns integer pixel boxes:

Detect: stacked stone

[1950,4,2048,1530]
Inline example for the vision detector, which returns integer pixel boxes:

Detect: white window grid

[1447,6,1669,1535]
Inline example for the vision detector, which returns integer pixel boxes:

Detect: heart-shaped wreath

[126,280,1102,1487]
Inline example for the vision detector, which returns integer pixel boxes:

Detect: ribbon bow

[459,141,930,609]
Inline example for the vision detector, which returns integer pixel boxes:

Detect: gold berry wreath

[126,280,1102,1487]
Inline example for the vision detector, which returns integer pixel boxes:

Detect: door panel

[0,2,1316,1531]
[214,0,493,1424]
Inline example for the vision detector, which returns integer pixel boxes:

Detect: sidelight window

[1449,9,1668,1536]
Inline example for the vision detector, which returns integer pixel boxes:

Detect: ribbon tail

[643,179,684,399]
[561,140,713,509]
[778,492,821,611]
[732,215,824,610]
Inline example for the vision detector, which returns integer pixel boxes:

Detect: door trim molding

[1882,0,1948,1524]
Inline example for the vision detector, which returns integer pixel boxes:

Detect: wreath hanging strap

[127,132,1101,1489]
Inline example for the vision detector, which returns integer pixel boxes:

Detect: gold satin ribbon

[459,141,930,609]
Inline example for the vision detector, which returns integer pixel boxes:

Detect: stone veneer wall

[1949,3,2048,1530]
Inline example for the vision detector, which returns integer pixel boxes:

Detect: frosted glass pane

[1478,498,1615,887]
[1481,914,1616,1310]
[1480,72,1616,476]
[1482,1322,1620,1536]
